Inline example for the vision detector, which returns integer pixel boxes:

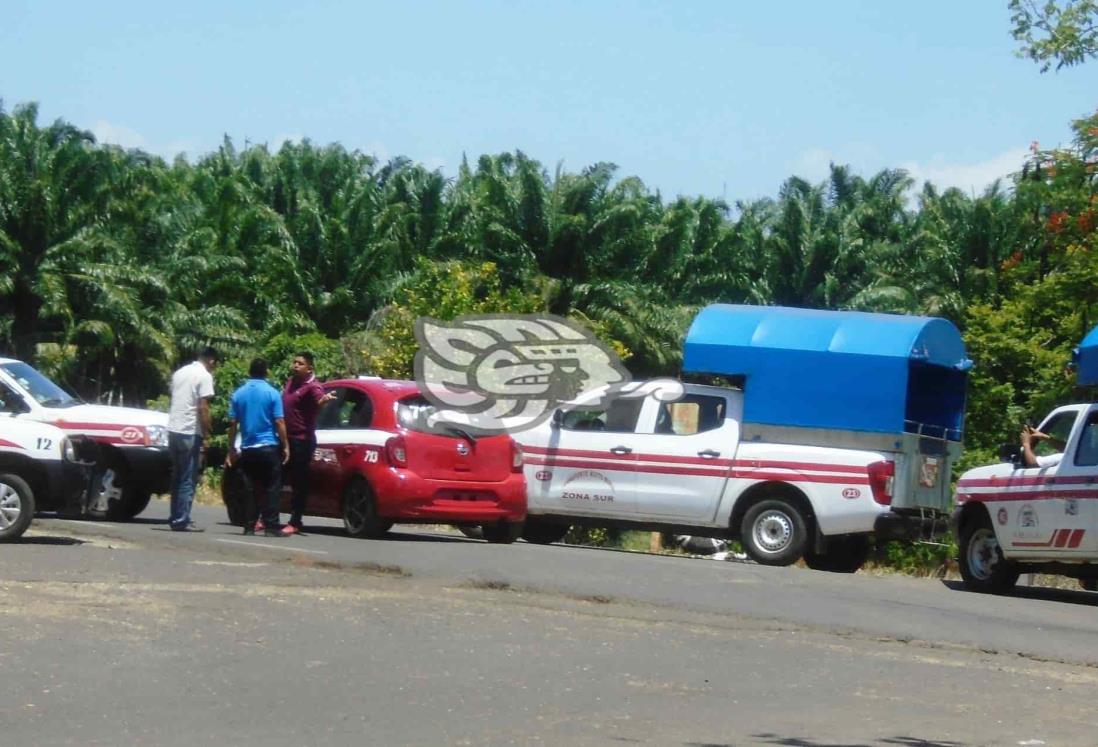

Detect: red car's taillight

[510,441,524,473]
[868,460,895,505]
[386,435,408,467]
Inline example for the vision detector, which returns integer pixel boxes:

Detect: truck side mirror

[998,442,1021,465]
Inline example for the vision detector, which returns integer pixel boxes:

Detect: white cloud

[790,145,1028,197]
[90,120,151,151]
[901,147,1029,195]
[90,119,201,160]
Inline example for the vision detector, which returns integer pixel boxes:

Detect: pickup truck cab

[0,358,170,520]
[952,321,1098,594]
[0,418,93,541]
[515,304,971,572]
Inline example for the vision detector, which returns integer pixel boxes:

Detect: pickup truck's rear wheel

[804,535,870,573]
[958,513,1019,594]
[342,479,392,539]
[521,519,570,545]
[741,497,808,566]
[0,473,34,542]
[482,520,523,544]
[87,464,149,521]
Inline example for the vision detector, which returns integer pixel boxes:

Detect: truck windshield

[0,362,80,408]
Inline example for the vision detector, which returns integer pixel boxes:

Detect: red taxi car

[222,378,527,542]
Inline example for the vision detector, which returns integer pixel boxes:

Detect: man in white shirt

[167,347,219,531]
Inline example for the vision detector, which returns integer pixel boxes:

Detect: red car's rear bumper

[372,469,527,523]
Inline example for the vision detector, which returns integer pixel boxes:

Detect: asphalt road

[3,500,1098,746]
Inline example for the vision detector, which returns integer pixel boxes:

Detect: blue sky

[2,1,1095,202]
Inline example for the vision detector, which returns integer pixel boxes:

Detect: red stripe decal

[526,457,869,484]
[523,446,868,474]
[956,489,1098,502]
[1069,529,1085,548]
[0,438,25,450]
[1053,529,1069,548]
[958,475,1095,488]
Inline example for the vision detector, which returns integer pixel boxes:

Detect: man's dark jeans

[287,437,316,526]
[168,432,203,529]
[238,445,282,528]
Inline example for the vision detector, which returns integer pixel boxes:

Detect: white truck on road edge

[0,358,171,520]
[0,418,93,541]
[514,304,971,572]
[953,322,1098,593]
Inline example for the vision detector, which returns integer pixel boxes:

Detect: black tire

[740,497,809,566]
[804,535,870,573]
[118,490,152,520]
[342,479,391,539]
[221,467,248,527]
[1080,578,1097,592]
[521,519,570,545]
[958,512,1019,594]
[482,520,523,544]
[87,464,146,521]
[0,472,34,542]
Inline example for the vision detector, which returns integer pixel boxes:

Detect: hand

[224,447,237,468]
[319,391,336,404]
[282,445,291,464]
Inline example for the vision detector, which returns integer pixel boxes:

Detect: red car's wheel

[342,478,392,539]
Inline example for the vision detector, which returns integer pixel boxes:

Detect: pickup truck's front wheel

[0,473,34,542]
[958,514,1019,594]
[741,497,808,566]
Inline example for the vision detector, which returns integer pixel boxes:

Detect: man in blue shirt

[227,358,290,537]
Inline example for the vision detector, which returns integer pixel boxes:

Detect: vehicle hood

[44,404,169,428]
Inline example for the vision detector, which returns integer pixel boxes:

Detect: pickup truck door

[1003,408,1085,558]
[522,398,644,515]
[1045,406,1098,555]
[630,391,737,522]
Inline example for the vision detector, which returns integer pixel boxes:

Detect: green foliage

[1010,0,1098,72]
[360,258,544,379]
[871,540,957,577]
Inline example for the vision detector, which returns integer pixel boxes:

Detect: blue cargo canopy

[1075,324,1098,385]
[683,304,971,439]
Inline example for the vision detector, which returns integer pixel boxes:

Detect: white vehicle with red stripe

[0,359,170,520]
[0,418,93,541]
[952,321,1098,594]
[514,305,972,572]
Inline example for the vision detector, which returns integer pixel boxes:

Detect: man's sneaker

[253,519,265,533]
[171,522,205,533]
[264,527,286,538]
[243,526,255,536]
[280,523,299,536]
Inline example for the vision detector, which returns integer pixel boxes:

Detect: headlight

[146,425,169,447]
[62,436,76,462]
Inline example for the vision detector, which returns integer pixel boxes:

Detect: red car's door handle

[610,446,632,455]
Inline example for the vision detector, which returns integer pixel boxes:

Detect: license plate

[919,456,941,488]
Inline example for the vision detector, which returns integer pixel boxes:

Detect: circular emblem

[997,507,1008,525]
[535,470,552,481]
[456,442,470,456]
[120,426,144,444]
[841,487,861,499]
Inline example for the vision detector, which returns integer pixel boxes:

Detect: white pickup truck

[0,418,93,541]
[513,304,972,572]
[954,403,1098,593]
[952,321,1098,594]
[0,358,171,520]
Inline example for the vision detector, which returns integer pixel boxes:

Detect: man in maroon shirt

[280,352,332,534]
